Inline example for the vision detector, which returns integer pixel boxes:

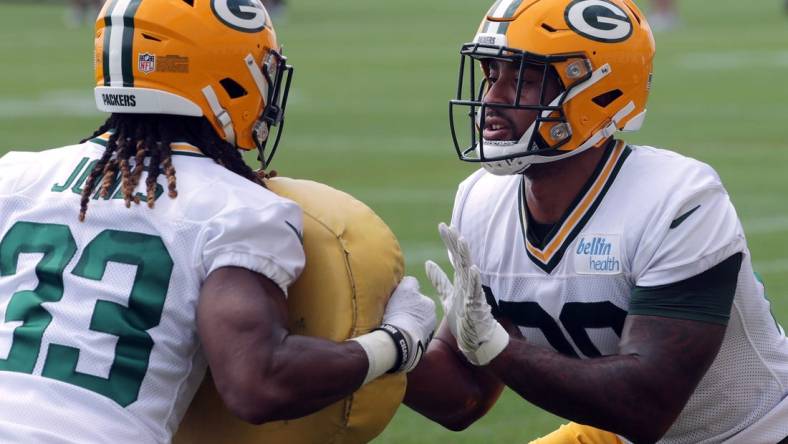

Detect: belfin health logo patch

[574,233,622,275]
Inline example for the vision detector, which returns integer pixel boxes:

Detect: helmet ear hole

[592,89,623,108]
[219,78,248,99]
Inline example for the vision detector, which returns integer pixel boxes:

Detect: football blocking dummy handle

[173,177,407,444]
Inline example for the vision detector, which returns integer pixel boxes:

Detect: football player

[404,0,788,443]
[0,1,434,443]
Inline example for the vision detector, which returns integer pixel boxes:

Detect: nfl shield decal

[138,53,156,75]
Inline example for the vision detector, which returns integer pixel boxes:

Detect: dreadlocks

[78,114,265,222]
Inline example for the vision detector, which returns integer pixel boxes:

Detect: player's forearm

[249,334,369,422]
[489,339,677,443]
[219,334,369,424]
[404,337,504,431]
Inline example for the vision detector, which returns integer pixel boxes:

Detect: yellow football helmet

[450,0,655,175]
[94,0,293,166]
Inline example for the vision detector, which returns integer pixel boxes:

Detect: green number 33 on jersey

[0,221,173,407]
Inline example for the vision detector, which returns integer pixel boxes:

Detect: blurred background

[0,0,787,442]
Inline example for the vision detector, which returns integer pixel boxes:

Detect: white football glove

[377,276,436,373]
[458,264,510,366]
[426,223,509,366]
[424,222,476,339]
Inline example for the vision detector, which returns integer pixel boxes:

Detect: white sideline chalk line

[743,215,788,235]
[0,90,99,118]
[399,244,788,275]
[675,50,788,70]
[401,244,448,265]
[355,186,788,234]
[351,188,456,204]
[402,243,788,274]
[753,258,788,275]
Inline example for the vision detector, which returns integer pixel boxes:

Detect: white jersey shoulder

[450,142,788,444]
[613,145,745,286]
[453,144,743,283]
[0,140,305,443]
[0,148,63,196]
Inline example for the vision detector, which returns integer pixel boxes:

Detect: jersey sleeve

[450,168,489,232]
[449,174,472,231]
[0,153,12,191]
[197,199,305,295]
[630,253,742,324]
[0,151,36,195]
[448,169,489,268]
[634,183,745,288]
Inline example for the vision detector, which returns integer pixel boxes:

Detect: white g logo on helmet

[211,0,269,33]
[564,0,632,43]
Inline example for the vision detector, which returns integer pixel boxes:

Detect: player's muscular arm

[197,266,369,424]
[490,314,726,444]
[435,222,742,443]
[404,319,508,431]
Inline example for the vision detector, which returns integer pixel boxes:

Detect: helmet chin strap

[202,85,236,146]
[480,100,635,175]
[246,53,273,156]
[200,53,271,149]
[476,63,638,176]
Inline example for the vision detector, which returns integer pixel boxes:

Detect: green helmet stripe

[486,0,507,16]
[102,0,121,86]
[503,0,525,18]
[102,0,143,87]
[482,0,505,33]
[121,0,144,87]
[481,0,525,36]
[498,0,524,35]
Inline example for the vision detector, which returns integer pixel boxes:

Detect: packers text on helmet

[94,0,293,167]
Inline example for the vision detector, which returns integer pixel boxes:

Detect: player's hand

[427,223,509,366]
[379,276,436,373]
[424,222,476,339]
[457,264,509,366]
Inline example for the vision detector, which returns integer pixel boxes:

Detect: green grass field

[1,1,787,442]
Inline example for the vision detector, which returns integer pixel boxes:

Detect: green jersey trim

[629,253,743,325]
[518,140,631,274]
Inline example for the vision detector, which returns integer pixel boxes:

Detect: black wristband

[373,324,409,373]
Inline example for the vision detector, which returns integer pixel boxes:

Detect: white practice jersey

[451,142,788,444]
[0,137,305,443]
